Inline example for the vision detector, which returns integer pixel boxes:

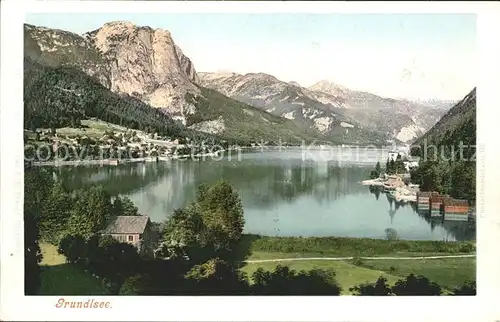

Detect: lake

[56,148,476,241]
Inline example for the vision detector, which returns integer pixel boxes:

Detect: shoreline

[29,151,228,167]
[27,145,397,167]
[30,157,158,167]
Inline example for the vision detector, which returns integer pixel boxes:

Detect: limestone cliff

[25,22,201,124]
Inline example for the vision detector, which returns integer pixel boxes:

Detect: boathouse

[429,194,450,218]
[442,199,470,221]
[416,191,439,212]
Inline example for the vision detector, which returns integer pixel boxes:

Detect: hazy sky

[26,13,476,101]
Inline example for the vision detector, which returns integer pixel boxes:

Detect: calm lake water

[56,148,476,241]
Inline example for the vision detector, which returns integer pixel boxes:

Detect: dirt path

[245,254,475,263]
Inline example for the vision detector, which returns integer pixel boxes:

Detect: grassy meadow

[38,243,108,295]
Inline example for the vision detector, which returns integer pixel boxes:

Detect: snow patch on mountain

[282,111,295,120]
[340,122,354,128]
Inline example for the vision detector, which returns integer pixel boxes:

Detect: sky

[26,13,476,101]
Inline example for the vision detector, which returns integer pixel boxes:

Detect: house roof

[418,191,440,198]
[443,199,469,206]
[103,215,149,234]
[430,195,451,203]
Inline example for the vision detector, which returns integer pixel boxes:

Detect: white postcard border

[1,1,499,321]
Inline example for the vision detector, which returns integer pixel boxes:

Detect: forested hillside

[412,88,476,155]
[410,88,476,202]
[24,59,186,138]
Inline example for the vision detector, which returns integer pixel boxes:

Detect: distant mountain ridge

[198,72,389,144]
[199,73,450,143]
[410,98,458,110]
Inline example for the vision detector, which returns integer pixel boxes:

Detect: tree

[24,168,54,216]
[119,274,151,295]
[66,186,113,239]
[98,235,119,248]
[389,159,396,175]
[385,228,399,241]
[40,182,71,244]
[99,242,141,292]
[410,166,422,187]
[395,154,405,173]
[450,161,475,201]
[24,208,42,295]
[349,276,392,295]
[184,258,249,295]
[369,169,379,179]
[58,234,87,264]
[391,274,442,295]
[196,181,245,243]
[251,265,341,295]
[452,281,476,295]
[375,161,381,174]
[162,207,207,260]
[419,162,441,192]
[113,196,139,217]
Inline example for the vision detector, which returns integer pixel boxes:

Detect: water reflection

[56,150,475,241]
[368,186,476,241]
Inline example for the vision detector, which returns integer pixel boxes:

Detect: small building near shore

[403,160,419,171]
[429,194,451,218]
[442,199,470,221]
[388,150,399,161]
[102,215,153,256]
[383,175,405,191]
[417,191,439,212]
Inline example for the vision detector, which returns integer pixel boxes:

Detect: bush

[391,274,442,295]
[350,276,392,295]
[452,281,476,295]
[352,257,364,266]
[459,242,475,253]
[119,274,149,295]
[251,265,341,295]
[385,228,399,241]
[58,234,87,265]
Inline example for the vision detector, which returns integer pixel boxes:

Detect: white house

[388,150,399,161]
[404,160,419,171]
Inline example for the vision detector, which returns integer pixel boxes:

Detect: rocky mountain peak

[308,80,349,97]
[26,22,202,124]
[83,21,200,120]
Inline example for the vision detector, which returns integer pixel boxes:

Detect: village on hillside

[23,119,229,166]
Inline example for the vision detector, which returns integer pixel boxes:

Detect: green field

[39,243,108,295]
[353,257,476,290]
[241,259,399,295]
[237,235,476,294]
[239,254,475,294]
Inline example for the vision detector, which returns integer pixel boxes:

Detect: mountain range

[199,74,450,143]
[24,21,459,145]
